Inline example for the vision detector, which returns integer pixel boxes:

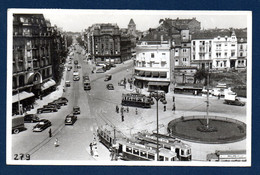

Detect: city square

[7,10,250,165]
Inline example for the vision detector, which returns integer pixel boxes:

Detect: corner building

[134,30,171,93]
[85,23,121,63]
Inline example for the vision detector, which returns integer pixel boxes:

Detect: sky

[39,10,251,32]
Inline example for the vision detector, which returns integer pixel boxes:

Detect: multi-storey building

[191,29,241,70]
[236,29,247,70]
[12,14,66,115]
[134,30,171,92]
[85,23,121,63]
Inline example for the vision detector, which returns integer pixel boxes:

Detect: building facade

[191,29,243,70]
[134,30,171,92]
[12,14,66,115]
[85,23,121,63]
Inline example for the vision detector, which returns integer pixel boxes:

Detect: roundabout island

[167,115,246,144]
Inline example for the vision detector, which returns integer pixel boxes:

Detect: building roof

[191,28,247,40]
[139,30,171,42]
[129,18,135,25]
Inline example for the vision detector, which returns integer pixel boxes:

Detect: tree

[194,69,208,85]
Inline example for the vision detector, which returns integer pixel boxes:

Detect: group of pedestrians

[116,105,138,122]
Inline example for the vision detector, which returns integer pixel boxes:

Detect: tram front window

[159,156,164,161]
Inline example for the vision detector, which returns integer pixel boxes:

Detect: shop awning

[159,72,167,77]
[148,82,170,86]
[145,71,151,76]
[41,79,56,91]
[152,72,159,77]
[138,71,144,76]
[12,91,35,103]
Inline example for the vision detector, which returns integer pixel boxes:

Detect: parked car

[106,83,114,90]
[73,76,80,81]
[73,106,81,115]
[24,114,40,123]
[37,107,58,114]
[104,74,112,81]
[43,104,60,109]
[65,114,77,125]
[52,100,67,106]
[47,102,61,109]
[33,119,52,132]
[74,60,78,65]
[58,97,68,102]
[96,68,105,73]
[67,66,72,71]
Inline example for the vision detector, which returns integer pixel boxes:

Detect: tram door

[175,148,180,158]
[118,144,123,154]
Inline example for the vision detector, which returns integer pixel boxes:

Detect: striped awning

[12,91,35,103]
[145,71,151,76]
[152,72,159,77]
[159,72,167,77]
[148,82,169,86]
[41,79,56,91]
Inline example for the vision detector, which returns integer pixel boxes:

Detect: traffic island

[168,115,246,144]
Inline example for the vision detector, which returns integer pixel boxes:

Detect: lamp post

[150,91,166,161]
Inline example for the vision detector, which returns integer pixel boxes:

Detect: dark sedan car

[32,119,52,132]
[43,104,60,109]
[73,106,81,115]
[58,97,68,102]
[65,114,77,125]
[24,114,40,123]
[37,107,58,114]
[106,83,114,90]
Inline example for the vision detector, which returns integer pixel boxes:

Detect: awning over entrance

[159,72,167,77]
[145,71,151,76]
[12,91,35,103]
[138,71,144,76]
[148,82,170,86]
[152,72,159,77]
[41,79,56,91]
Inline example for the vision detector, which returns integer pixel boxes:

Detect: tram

[135,132,192,161]
[97,125,177,161]
[121,93,153,108]
[207,150,246,162]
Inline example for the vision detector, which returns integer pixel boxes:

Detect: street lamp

[150,90,166,161]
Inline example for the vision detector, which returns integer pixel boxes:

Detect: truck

[224,92,245,106]
[12,115,25,134]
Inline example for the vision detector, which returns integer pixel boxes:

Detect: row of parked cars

[37,97,68,114]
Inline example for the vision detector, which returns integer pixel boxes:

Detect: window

[240,45,243,50]
[151,53,154,58]
[181,150,184,155]
[162,53,166,55]
[175,50,178,52]
[231,52,235,57]
[225,52,227,57]
[224,61,226,67]
[216,61,219,67]
[193,41,195,45]
[148,153,155,160]
[240,53,243,57]
[183,49,186,52]
[231,44,235,47]
[140,151,147,157]
[133,149,139,155]
[193,55,195,60]
[183,58,187,62]
[165,157,169,161]
[126,147,132,153]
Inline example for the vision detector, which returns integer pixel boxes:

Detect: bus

[121,93,153,108]
[207,150,246,162]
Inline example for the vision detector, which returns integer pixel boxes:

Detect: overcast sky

[39,10,250,32]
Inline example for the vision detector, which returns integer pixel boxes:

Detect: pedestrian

[218,93,221,100]
[89,142,93,156]
[126,106,129,113]
[130,84,132,89]
[135,108,138,115]
[121,106,124,114]
[54,138,59,147]
[49,128,52,138]
[194,90,197,96]
[121,114,124,122]
[164,105,166,112]
[116,105,119,113]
